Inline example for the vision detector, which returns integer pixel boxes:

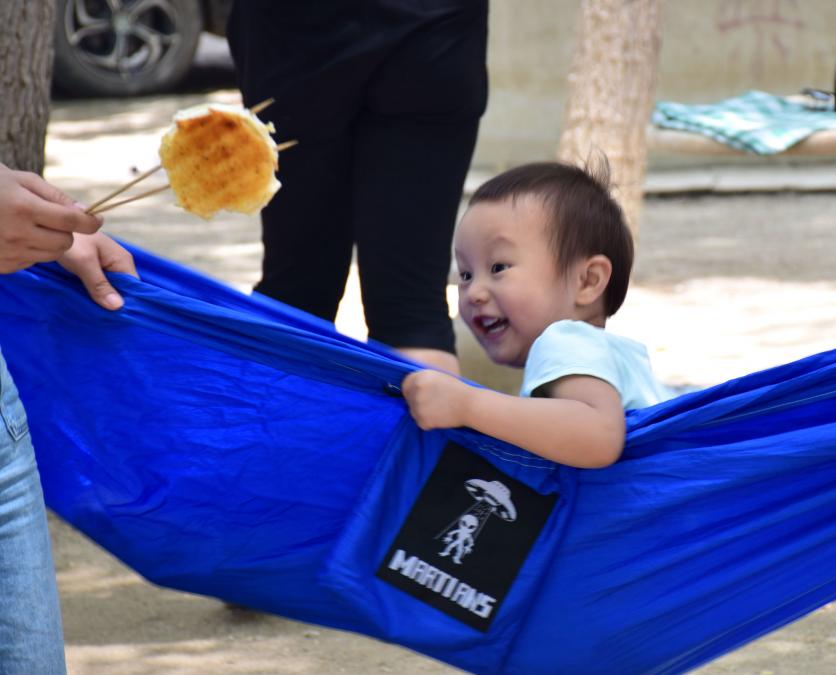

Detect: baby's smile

[473,314,510,337]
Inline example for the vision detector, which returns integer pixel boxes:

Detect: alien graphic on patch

[437,479,517,565]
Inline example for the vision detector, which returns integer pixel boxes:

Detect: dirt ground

[41,89,836,674]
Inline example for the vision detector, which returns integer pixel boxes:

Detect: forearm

[461,387,624,468]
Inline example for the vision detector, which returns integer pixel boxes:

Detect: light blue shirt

[520,320,668,410]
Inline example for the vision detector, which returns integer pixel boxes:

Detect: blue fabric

[0,243,835,674]
[520,320,669,408]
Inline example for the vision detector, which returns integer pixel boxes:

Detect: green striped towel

[652,90,836,154]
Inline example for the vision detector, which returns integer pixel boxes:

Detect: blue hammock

[1,243,835,675]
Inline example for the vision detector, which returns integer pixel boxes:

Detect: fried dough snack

[159,102,280,219]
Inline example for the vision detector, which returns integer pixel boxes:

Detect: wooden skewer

[251,98,274,115]
[85,164,162,214]
[88,184,170,215]
[277,140,298,152]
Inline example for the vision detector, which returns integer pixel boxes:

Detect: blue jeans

[0,350,65,674]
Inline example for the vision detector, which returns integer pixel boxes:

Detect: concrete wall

[474,0,836,170]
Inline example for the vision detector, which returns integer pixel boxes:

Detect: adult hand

[58,233,138,311]
[0,164,102,273]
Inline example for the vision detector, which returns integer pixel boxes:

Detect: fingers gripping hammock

[2,249,835,675]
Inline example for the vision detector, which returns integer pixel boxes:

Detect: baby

[401,161,667,468]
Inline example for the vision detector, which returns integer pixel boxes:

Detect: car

[53,0,232,97]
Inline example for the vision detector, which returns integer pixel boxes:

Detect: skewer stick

[85,164,162,214]
[250,98,274,115]
[250,100,300,153]
[88,184,171,215]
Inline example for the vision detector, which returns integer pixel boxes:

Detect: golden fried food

[158,102,280,219]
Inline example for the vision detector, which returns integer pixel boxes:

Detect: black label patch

[375,441,558,631]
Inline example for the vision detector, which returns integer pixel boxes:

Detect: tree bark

[557,0,665,237]
[0,0,55,174]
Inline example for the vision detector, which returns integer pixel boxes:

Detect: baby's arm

[401,370,625,468]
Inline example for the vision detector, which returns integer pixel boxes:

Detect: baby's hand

[401,370,471,431]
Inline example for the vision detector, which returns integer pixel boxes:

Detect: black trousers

[227,0,488,354]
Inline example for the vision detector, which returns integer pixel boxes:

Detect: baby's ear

[576,255,612,307]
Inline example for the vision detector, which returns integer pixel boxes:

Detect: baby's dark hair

[469,160,634,316]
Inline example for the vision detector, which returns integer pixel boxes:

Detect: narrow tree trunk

[0,1,55,174]
[557,0,664,237]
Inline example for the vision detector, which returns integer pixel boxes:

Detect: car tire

[53,0,204,97]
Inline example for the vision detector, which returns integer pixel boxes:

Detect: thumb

[71,263,124,311]
[14,170,76,207]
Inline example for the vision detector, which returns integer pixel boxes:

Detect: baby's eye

[491,263,509,274]
[458,270,472,282]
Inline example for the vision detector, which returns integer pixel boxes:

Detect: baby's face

[454,196,583,368]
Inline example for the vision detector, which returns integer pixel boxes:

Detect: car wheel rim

[63,0,184,80]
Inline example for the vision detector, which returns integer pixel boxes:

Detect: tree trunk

[557,0,665,237]
[0,0,55,174]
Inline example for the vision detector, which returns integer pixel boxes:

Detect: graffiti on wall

[715,0,806,79]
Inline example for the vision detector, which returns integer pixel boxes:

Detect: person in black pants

[227,0,489,374]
